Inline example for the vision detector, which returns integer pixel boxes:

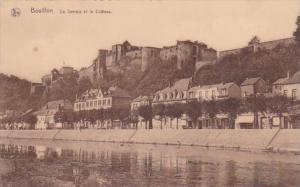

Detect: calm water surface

[0,139,299,187]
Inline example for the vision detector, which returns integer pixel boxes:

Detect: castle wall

[78,64,94,81]
[125,49,142,59]
[41,74,52,86]
[219,37,295,59]
[59,67,74,75]
[257,38,295,51]
[106,53,113,68]
[177,42,196,69]
[201,48,217,62]
[141,47,161,72]
[159,46,177,61]
[218,48,242,59]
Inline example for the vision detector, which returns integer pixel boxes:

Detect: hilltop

[0,74,36,111]
[195,43,300,86]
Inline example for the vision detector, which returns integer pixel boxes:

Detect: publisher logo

[11,8,21,17]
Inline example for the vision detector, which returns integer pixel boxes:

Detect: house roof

[132,96,151,102]
[35,99,73,116]
[241,77,262,86]
[273,77,288,85]
[41,99,73,110]
[283,71,300,84]
[218,82,235,89]
[158,78,191,94]
[189,86,201,92]
[189,82,235,91]
[273,71,300,85]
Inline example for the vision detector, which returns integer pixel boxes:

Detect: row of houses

[131,71,300,129]
[1,71,299,130]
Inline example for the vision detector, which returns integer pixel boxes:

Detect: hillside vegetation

[195,44,300,86]
[0,74,32,111]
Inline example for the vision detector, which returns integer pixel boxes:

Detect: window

[189,92,194,98]
[220,88,227,95]
[94,101,97,107]
[199,91,202,98]
[107,99,111,105]
[98,100,101,106]
[103,100,107,105]
[86,102,89,107]
[90,101,93,107]
[205,91,208,98]
[292,89,297,100]
[283,90,288,96]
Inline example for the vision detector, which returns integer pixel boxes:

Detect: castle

[78,40,218,83]
[218,36,296,59]
[40,36,296,86]
[41,66,77,86]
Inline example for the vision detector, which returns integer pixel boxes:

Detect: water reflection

[0,143,300,187]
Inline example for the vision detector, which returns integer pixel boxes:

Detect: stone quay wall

[0,129,299,153]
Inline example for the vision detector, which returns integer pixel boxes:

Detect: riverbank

[0,129,299,154]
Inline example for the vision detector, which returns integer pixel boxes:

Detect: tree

[138,105,153,129]
[165,103,184,129]
[294,16,300,46]
[130,109,139,129]
[266,95,291,128]
[152,104,165,129]
[111,108,130,128]
[86,109,98,128]
[54,110,65,123]
[77,77,93,95]
[23,114,37,129]
[245,95,267,129]
[203,100,219,128]
[218,98,241,129]
[54,110,75,128]
[184,101,202,128]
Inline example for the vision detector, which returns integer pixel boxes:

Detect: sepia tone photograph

[0,0,300,186]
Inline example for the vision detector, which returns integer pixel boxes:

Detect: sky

[0,0,299,82]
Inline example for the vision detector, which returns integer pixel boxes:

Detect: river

[0,139,299,187]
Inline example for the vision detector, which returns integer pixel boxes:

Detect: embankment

[0,129,299,153]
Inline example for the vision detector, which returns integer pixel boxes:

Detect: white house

[188,82,241,101]
[34,100,73,129]
[273,71,300,101]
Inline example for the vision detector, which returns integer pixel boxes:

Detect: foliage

[137,105,153,129]
[217,98,241,119]
[23,114,38,126]
[294,16,300,46]
[138,105,152,121]
[203,100,218,119]
[135,57,184,97]
[195,44,300,86]
[245,95,267,115]
[165,103,185,129]
[0,73,32,111]
[184,100,202,127]
[152,104,166,129]
[266,95,291,115]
